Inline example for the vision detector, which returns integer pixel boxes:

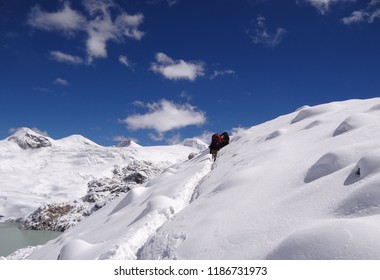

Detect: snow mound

[354,153,380,179]
[291,104,339,124]
[266,129,286,141]
[58,239,101,260]
[336,180,380,218]
[368,103,380,111]
[333,113,377,137]
[266,219,380,260]
[303,120,322,130]
[304,148,359,183]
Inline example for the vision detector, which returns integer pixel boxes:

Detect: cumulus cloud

[50,51,84,65]
[54,78,69,86]
[342,0,380,24]
[150,52,205,81]
[302,0,356,15]
[27,2,86,33]
[27,0,145,64]
[248,16,286,48]
[121,99,206,137]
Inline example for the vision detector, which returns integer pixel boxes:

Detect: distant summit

[180,138,208,150]
[7,127,52,150]
[116,139,141,148]
[56,134,100,148]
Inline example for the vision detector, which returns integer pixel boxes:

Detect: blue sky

[1,0,379,146]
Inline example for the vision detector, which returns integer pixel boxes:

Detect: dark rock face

[19,202,85,232]
[8,130,52,150]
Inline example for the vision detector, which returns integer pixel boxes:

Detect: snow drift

[5,98,380,260]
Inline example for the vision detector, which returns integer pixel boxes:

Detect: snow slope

[7,98,380,260]
[0,128,205,221]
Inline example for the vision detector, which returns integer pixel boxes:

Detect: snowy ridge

[0,130,204,222]
[6,98,380,260]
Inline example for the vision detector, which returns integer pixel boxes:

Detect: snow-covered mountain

[0,128,206,222]
[5,98,380,260]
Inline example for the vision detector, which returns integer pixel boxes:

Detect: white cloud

[210,69,236,79]
[119,55,133,69]
[342,10,368,24]
[167,133,182,145]
[50,51,84,65]
[54,78,69,86]
[303,0,356,15]
[341,1,380,24]
[27,0,145,64]
[121,99,206,135]
[249,16,286,48]
[27,2,86,33]
[150,52,205,81]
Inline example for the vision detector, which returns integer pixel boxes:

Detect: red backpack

[210,134,222,150]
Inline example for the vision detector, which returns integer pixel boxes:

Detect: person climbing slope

[220,132,230,148]
[209,132,229,161]
[209,133,222,161]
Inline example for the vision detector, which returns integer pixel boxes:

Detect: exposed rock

[188,152,197,160]
[20,202,86,232]
[116,139,141,148]
[8,128,52,150]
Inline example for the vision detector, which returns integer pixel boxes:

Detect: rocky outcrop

[20,202,86,232]
[8,128,52,150]
[20,160,172,231]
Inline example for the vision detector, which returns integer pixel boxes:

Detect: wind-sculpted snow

[333,113,377,137]
[6,98,380,260]
[266,219,380,259]
[26,151,212,260]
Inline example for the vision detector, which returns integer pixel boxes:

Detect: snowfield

[0,128,206,221]
[3,98,380,260]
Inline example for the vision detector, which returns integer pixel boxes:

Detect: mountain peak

[7,127,52,150]
[180,138,208,151]
[116,139,141,148]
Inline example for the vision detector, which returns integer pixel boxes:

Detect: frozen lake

[0,222,61,258]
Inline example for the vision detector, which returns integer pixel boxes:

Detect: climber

[209,132,229,161]
[220,131,230,148]
[209,133,222,161]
